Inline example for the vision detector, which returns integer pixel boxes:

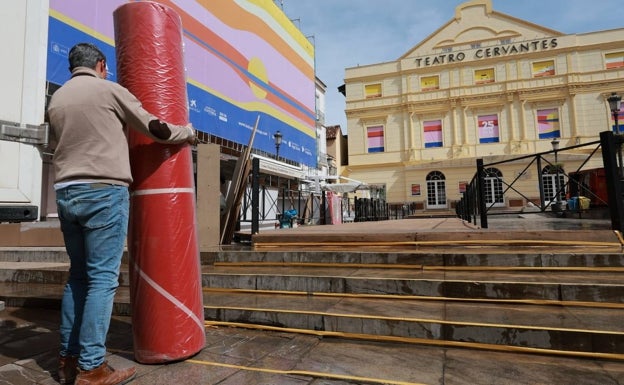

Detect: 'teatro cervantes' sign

[415,38,558,67]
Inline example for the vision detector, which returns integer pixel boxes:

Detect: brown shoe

[74,361,136,385]
[58,355,78,385]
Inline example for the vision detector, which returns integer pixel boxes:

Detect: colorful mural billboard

[47,0,317,166]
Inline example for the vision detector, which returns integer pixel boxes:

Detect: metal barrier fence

[456,131,624,231]
[353,197,388,222]
[239,185,405,231]
[237,132,623,237]
[238,158,412,235]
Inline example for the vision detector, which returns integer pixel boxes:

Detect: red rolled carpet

[113,1,205,363]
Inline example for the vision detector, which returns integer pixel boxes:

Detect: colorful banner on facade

[423,120,442,148]
[474,68,495,84]
[532,60,555,77]
[606,52,624,69]
[367,125,384,153]
[478,114,499,143]
[537,108,560,139]
[411,184,421,196]
[421,76,439,91]
[365,83,382,98]
[47,0,317,166]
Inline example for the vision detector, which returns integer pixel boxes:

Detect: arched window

[484,167,504,207]
[542,165,565,203]
[426,171,447,209]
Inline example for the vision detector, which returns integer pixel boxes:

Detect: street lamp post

[608,92,622,135]
[273,131,283,222]
[608,92,623,177]
[551,138,561,210]
[273,130,283,159]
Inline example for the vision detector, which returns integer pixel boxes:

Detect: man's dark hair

[68,43,106,71]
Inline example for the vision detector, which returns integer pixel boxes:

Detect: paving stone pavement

[1,306,624,385]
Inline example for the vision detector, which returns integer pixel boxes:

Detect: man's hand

[186,123,199,145]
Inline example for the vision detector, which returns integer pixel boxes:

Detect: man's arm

[147,119,197,145]
[114,83,197,145]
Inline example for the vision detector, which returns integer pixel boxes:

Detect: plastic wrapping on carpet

[114,0,205,364]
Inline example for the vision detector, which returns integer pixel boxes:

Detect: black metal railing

[353,197,388,222]
[457,131,623,231]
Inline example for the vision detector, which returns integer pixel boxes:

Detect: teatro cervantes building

[342,0,624,210]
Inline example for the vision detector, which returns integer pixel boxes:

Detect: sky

[278,0,624,134]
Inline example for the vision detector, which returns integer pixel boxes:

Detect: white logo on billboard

[189,99,200,113]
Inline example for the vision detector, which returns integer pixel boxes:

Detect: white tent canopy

[321,182,364,193]
[304,175,367,194]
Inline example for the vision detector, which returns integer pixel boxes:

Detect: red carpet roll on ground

[113,1,205,364]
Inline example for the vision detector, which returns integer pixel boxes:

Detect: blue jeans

[56,184,129,370]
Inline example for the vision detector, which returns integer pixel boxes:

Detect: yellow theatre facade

[342,0,624,210]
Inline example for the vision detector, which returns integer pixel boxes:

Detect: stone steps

[203,265,624,303]
[4,247,624,266]
[1,248,623,359]
[3,262,624,303]
[2,281,622,357]
[201,291,624,356]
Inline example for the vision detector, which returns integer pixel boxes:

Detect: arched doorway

[426,171,447,209]
[484,167,505,207]
[542,164,565,203]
